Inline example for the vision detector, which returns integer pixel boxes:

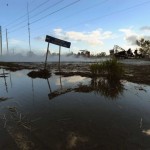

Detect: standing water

[0,69,150,149]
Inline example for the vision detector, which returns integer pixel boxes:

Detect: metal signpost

[45,35,71,70]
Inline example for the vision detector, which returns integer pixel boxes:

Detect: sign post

[45,35,71,70]
[44,42,50,69]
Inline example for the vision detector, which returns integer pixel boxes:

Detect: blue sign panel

[45,35,71,48]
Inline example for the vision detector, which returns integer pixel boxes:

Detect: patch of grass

[27,69,51,79]
[90,59,124,79]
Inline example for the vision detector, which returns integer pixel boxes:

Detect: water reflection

[46,76,124,100]
[47,76,73,100]
[1,69,150,149]
[91,78,124,99]
[0,69,12,93]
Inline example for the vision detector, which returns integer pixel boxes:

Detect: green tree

[136,38,150,56]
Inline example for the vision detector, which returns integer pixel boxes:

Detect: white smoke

[0,52,108,62]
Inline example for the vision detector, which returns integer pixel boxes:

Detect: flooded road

[0,69,150,149]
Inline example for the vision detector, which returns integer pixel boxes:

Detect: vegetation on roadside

[89,59,124,79]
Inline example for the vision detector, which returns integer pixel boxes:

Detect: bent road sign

[45,35,71,48]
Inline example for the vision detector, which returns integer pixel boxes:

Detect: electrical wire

[4,0,50,28]
[61,0,150,31]
[29,0,150,39]
[30,0,109,35]
[30,0,81,25]
[6,0,64,30]
[8,0,81,33]
[3,0,150,51]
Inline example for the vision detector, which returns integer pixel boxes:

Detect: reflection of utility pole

[3,69,8,93]
[31,79,35,105]
[6,29,9,54]
[9,71,12,88]
[27,2,31,52]
[0,26,2,55]
[47,78,52,93]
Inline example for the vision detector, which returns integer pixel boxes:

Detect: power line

[62,0,150,30]
[30,0,65,20]
[5,0,150,51]
[4,0,50,28]
[7,0,64,30]
[30,0,81,25]
[30,0,150,38]
[8,0,81,34]
[31,0,109,34]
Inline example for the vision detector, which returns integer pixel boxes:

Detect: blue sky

[0,0,150,55]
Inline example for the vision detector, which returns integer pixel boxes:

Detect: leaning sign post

[45,35,71,70]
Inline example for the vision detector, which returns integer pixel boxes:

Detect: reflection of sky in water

[0,69,150,149]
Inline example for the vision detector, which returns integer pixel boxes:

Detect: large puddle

[0,69,150,149]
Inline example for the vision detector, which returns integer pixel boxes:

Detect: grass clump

[90,59,124,79]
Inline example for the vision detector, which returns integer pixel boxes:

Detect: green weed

[89,59,124,79]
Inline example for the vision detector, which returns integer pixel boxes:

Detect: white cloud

[53,28,113,46]
[119,28,139,45]
[119,27,150,46]
[55,76,87,87]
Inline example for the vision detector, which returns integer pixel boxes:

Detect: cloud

[53,28,113,46]
[126,35,137,45]
[119,27,150,46]
[140,26,150,31]
[119,28,139,45]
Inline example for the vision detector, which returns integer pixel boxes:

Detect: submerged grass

[89,59,124,79]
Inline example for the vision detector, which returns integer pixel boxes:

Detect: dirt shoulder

[0,61,150,85]
[122,64,150,85]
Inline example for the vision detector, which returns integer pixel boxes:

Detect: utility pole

[27,2,31,52]
[0,26,2,55]
[6,28,9,54]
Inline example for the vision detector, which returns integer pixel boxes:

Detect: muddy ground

[0,61,150,85]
